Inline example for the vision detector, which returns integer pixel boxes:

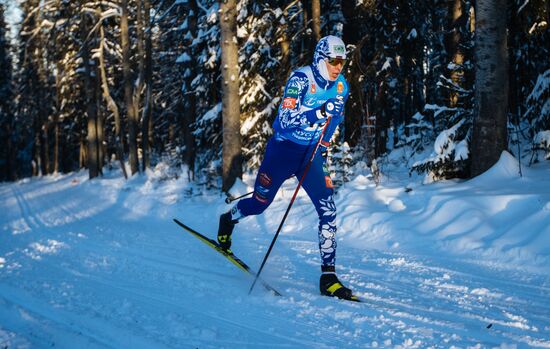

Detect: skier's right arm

[277,72,326,129]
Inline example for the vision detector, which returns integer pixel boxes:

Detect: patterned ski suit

[236,64,349,267]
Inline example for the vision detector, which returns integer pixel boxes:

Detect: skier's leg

[217,138,294,249]
[300,153,355,300]
[236,140,295,216]
[299,152,337,267]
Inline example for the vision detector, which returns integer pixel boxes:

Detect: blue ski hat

[312,35,347,85]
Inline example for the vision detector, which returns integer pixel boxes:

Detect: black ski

[173,218,282,296]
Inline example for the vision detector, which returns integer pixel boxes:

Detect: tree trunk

[53,114,60,174]
[141,0,153,172]
[121,0,139,175]
[182,0,198,178]
[98,25,128,179]
[54,63,61,174]
[470,0,509,177]
[33,122,41,176]
[6,117,16,180]
[97,83,105,175]
[82,12,100,179]
[40,117,51,176]
[446,0,466,108]
[52,0,63,175]
[219,0,242,192]
[279,4,291,84]
[37,59,50,175]
[311,0,321,42]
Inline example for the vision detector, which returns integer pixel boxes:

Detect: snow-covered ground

[0,152,549,348]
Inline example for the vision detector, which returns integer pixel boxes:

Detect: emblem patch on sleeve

[285,86,299,98]
[282,97,297,109]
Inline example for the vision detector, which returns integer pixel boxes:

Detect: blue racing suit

[236,65,349,267]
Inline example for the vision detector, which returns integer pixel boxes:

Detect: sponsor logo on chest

[337,81,344,94]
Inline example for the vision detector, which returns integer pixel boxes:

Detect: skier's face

[325,58,345,81]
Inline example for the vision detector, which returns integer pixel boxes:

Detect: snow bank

[471,151,521,182]
[338,151,549,271]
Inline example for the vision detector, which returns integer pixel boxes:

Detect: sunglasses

[327,57,346,67]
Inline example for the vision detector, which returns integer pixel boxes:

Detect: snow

[197,103,221,123]
[434,120,463,155]
[175,52,191,64]
[380,58,393,73]
[535,130,550,148]
[0,153,549,348]
[453,139,469,161]
[407,29,417,40]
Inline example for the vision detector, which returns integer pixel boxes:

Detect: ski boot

[320,266,359,301]
[217,211,237,252]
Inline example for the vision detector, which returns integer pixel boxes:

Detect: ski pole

[225,191,254,204]
[249,115,332,295]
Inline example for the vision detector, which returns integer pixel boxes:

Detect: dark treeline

[0,0,548,186]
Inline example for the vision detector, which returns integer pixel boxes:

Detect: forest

[0,0,548,190]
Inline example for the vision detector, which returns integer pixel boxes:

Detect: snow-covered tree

[402,0,474,179]
[525,69,550,161]
[328,135,353,190]
[0,3,15,181]
[237,1,300,169]
[3,0,548,184]
[179,1,222,185]
[509,0,549,122]
[411,117,470,180]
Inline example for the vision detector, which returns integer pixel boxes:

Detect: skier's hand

[322,97,344,117]
[312,98,343,127]
[310,96,344,127]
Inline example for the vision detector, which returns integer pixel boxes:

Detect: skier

[217,35,355,301]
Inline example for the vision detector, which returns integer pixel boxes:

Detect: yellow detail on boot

[327,282,343,295]
[218,235,228,243]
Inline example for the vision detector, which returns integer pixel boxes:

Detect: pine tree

[329,137,353,190]
[50,1,90,175]
[525,69,550,161]
[237,2,298,169]
[179,1,222,186]
[508,0,549,162]
[340,0,376,162]
[176,0,198,179]
[407,0,474,179]
[4,0,547,184]
[81,3,102,179]
[17,0,54,176]
[0,3,14,181]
